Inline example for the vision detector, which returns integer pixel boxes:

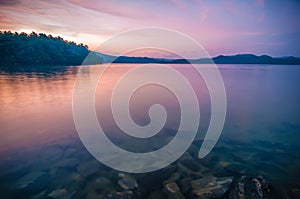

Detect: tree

[0,31,90,66]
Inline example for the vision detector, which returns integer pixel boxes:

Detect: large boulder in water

[163,182,186,199]
[191,176,233,199]
[229,176,271,199]
[118,173,138,190]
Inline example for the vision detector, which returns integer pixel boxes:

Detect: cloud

[256,0,264,8]
[168,0,188,10]
[67,0,154,19]
[0,0,299,56]
[0,0,19,6]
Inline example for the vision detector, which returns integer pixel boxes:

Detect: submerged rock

[84,176,113,194]
[32,191,47,199]
[118,173,138,190]
[76,160,100,177]
[105,190,134,199]
[86,192,105,199]
[178,152,200,171]
[229,176,270,199]
[55,158,79,168]
[147,190,166,199]
[48,189,68,199]
[163,182,186,199]
[191,176,233,199]
[82,176,113,197]
[163,172,181,185]
[137,164,176,189]
[14,171,49,192]
[48,188,77,199]
[177,162,201,178]
[178,178,192,193]
[95,176,112,188]
[288,185,300,199]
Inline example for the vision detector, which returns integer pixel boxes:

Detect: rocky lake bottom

[0,132,299,199]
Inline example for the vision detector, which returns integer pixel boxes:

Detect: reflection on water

[0,64,300,199]
[0,65,78,153]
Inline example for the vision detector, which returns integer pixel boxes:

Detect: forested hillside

[0,31,89,66]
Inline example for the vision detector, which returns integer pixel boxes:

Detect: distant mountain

[211,54,300,65]
[1,31,299,67]
[86,52,171,64]
[93,53,300,65]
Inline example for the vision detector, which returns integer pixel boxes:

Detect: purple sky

[0,0,299,57]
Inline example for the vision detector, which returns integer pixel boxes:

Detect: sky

[0,0,299,58]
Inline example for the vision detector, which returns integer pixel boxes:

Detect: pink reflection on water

[0,64,212,154]
[0,69,78,153]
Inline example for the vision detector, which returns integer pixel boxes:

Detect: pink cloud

[168,0,188,11]
[0,0,299,57]
[67,0,154,18]
[257,0,264,8]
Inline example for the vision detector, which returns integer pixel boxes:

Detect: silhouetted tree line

[0,31,89,66]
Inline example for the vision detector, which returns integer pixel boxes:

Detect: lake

[0,64,300,199]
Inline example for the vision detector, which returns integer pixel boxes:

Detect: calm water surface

[0,64,299,198]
